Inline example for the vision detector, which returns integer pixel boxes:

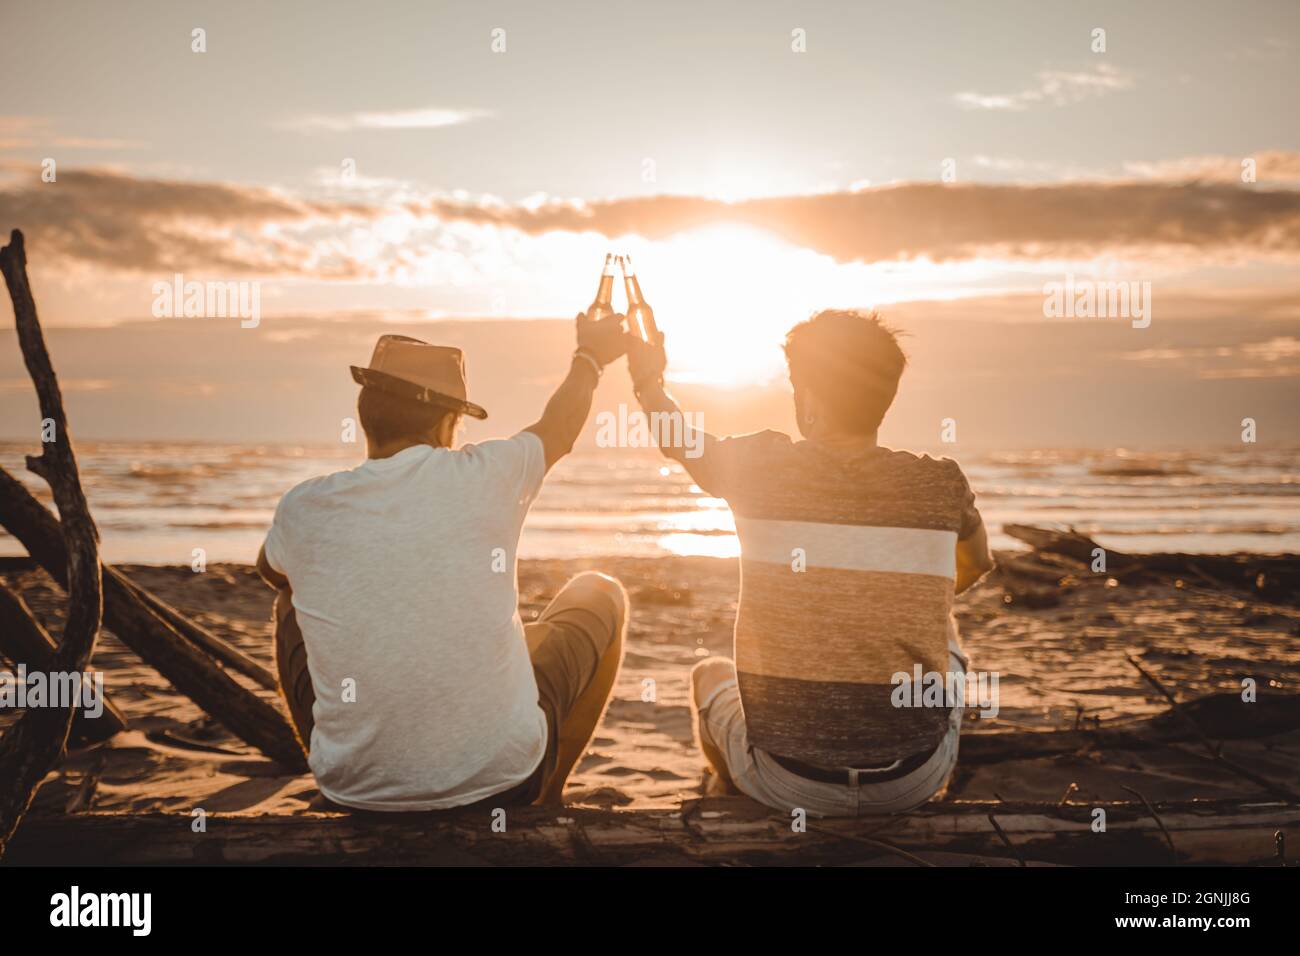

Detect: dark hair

[783,309,907,433]
[357,386,457,446]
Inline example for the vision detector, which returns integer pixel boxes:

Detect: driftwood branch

[0,582,127,742]
[959,690,1300,764]
[0,466,306,770]
[1004,524,1300,600]
[0,519,276,690]
[1004,524,1133,569]
[1124,653,1220,754]
[7,797,1299,866]
[0,229,104,858]
[1124,655,1300,802]
[128,579,278,691]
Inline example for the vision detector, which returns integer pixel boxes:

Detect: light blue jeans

[697,640,967,818]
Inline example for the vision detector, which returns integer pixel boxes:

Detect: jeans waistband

[769,744,939,786]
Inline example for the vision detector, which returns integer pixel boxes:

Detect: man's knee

[564,571,628,637]
[691,656,735,709]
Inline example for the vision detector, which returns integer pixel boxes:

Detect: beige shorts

[697,640,968,818]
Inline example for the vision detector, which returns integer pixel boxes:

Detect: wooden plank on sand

[8,798,1298,867]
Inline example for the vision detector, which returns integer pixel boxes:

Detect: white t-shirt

[263,433,549,810]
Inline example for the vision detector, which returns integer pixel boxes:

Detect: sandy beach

[4,552,1299,826]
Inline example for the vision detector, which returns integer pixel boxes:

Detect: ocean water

[0,442,1296,564]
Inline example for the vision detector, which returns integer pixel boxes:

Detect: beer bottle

[620,254,659,342]
[587,253,616,322]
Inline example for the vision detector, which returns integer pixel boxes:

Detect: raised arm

[626,331,728,488]
[525,311,627,470]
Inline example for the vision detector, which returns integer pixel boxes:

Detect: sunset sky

[0,0,1297,444]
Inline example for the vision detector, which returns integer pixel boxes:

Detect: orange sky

[0,0,1297,444]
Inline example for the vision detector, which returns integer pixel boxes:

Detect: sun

[622,224,817,388]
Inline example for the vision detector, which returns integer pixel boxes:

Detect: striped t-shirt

[687,431,982,768]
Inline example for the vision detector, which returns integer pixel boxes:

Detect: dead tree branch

[0,229,104,858]
[0,582,127,742]
[0,466,306,770]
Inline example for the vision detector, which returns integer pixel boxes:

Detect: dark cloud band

[3,161,1298,276]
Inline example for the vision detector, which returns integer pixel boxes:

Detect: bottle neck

[592,257,615,306]
[624,274,644,306]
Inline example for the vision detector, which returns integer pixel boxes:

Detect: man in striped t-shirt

[627,310,994,816]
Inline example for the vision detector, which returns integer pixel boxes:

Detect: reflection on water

[656,532,741,559]
[0,442,1295,563]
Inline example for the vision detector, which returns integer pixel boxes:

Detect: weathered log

[0,583,127,743]
[6,797,1298,866]
[121,574,277,690]
[959,691,1300,764]
[0,229,103,858]
[0,466,306,771]
[1123,655,1300,803]
[992,551,1077,584]
[0,489,276,690]
[1004,524,1300,599]
[1004,524,1125,567]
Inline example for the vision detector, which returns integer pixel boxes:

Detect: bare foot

[702,767,739,797]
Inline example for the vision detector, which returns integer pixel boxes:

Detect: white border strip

[736,517,957,578]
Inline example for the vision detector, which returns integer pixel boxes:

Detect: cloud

[3,157,1300,280]
[1121,336,1300,380]
[954,63,1134,111]
[0,164,370,276]
[971,151,1300,186]
[47,137,148,150]
[0,376,113,392]
[1123,150,1300,185]
[278,108,491,134]
[412,177,1300,265]
[0,115,147,151]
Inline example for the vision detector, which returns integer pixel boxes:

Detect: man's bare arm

[524,310,627,471]
[525,355,602,470]
[955,523,995,594]
[256,544,289,590]
[630,377,722,465]
[625,330,728,497]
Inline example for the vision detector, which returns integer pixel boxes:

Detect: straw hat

[350,334,487,419]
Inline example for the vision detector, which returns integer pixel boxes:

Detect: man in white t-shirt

[257,312,629,810]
